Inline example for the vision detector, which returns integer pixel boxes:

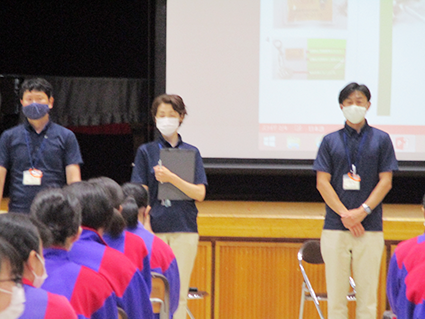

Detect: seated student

[122,182,180,318]
[88,176,151,292]
[0,213,78,318]
[0,237,25,318]
[387,193,425,318]
[64,181,153,319]
[30,188,119,319]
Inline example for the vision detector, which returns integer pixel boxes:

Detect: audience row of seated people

[0,177,180,319]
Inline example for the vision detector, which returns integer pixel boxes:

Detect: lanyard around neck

[24,129,49,169]
[343,129,368,173]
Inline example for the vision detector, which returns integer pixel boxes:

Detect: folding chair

[298,240,356,319]
[187,287,208,319]
[117,307,128,319]
[150,272,170,319]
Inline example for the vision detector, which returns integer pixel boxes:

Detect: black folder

[157,148,196,200]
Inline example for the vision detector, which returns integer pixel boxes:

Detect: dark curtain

[45,76,149,127]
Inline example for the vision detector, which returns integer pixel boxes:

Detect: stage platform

[196,201,424,241]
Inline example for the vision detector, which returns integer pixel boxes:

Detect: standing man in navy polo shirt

[0,78,83,213]
[313,82,398,319]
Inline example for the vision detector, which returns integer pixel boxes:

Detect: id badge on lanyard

[23,169,43,185]
[23,130,47,185]
[342,131,367,191]
[343,164,360,190]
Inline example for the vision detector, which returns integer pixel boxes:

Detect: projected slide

[167,0,425,161]
[259,0,425,160]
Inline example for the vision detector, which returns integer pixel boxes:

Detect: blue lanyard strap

[343,130,368,172]
[24,129,48,169]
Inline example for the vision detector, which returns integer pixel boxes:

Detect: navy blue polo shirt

[131,134,208,233]
[0,120,83,213]
[313,121,398,231]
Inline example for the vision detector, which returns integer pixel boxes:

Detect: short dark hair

[151,94,188,119]
[0,237,24,282]
[19,78,53,99]
[89,177,124,210]
[122,183,148,209]
[64,181,114,230]
[31,188,82,246]
[338,82,371,104]
[120,196,139,229]
[0,214,41,262]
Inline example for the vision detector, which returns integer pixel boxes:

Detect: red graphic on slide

[395,137,407,150]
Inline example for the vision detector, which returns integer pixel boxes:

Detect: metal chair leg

[187,306,195,319]
[299,283,306,319]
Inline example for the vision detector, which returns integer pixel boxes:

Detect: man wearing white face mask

[0,213,77,318]
[313,82,398,319]
[131,94,208,319]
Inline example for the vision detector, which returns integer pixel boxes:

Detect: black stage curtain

[45,76,149,127]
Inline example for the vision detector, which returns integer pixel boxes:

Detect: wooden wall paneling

[187,241,212,319]
[214,241,304,319]
[212,240,389,319]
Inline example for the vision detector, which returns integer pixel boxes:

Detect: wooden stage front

[188,201,423,319]
[1,199,422,318]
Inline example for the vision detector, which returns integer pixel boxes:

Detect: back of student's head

[105,208,126,238]
[0,237,24,281]
[122,183,148,209]
[89,177,124,210]
[120,196,139,229]
[0,214,41,262]
[31,188,82,246]
[19,77,53,99]
[64,181,114,230]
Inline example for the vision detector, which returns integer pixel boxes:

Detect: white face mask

[30,253,48,288]
[342,104,367,124]
[156,117,180,137]
[0,285,25,318]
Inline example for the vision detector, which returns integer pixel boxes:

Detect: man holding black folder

[131,94,208,319]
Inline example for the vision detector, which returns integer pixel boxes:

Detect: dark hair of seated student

[120,196,140,229]
[105,208,126,238]
[121,183,149,210]
[64,181,114,231]
[0,237,23,283]
[0,214,43,262]
[88,177,124,210]
[30,188,82,246]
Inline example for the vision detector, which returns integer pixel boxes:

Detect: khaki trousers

[321,230,384,319]
[156,232,199,319]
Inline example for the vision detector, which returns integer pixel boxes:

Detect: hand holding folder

[157,148,196,201]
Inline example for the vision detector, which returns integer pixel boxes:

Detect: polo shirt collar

[24,118,52,135]
[158,133,183,148]
[344,120,370,136]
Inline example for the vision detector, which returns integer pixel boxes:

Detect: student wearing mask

[0,237,25,318]
[0,213,77,318]
[131,94,208,319]
[0,77,83,213]
[30,188,119,319]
